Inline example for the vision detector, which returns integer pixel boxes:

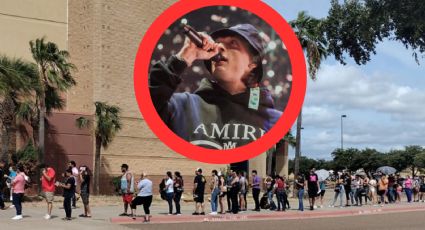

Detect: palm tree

[0,55,38,162]
[290,11,328,178]
[29,37,76,164]
[76,101,122,194]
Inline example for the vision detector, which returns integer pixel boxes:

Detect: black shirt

[307,173,319,189]
[193,175,206,195]
[63,177,76,198]
[296,177,305,190]
[81,174,90,194]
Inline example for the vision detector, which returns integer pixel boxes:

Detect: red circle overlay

[134,0,306,164]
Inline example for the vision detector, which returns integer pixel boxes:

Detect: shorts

[194,193,204,203]
[320,189,326,197]
[43,192,54,203]
[219,191,226,198]
[122,194,133,204]
[81,192,90,205]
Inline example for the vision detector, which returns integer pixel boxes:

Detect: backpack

[159,179,166,200]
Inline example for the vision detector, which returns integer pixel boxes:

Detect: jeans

[211,188,220,212]
[12,193,24,215]
[276,191,286,211]
[350,188,358,205]
[388,187,395,203]
[267,191,276,210]
[332,186,344,207]
[298,189,304,211]
[166,192,174,214]
[252,188,260,210]
[173,191,182,214]
[405,188,413,202]
[0,191,5,209]
[64,196,72,218]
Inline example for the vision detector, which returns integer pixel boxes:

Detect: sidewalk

[1,191,424,229]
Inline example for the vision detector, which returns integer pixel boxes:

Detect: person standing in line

[307,168,320,210]
[56,168,76,220]
[342,172,352,207]
[238,171,247,212]
[10,164,26,220]
[68,161,79,209]
[130,172,153,223]
[330,173,344,208]
[218,173,226,214]
[404,175,413,203]
[296,173,306,211]
[209,170,220,215]
[192,168,206,215]
[6,164,17,207]
[39,163,56,219]
[275,176,286,212]
[226,169,233,213]
[119,164,134,216]
[368,177,378,206]
[173,171,183,215]
[264,175,276,210]
[164,171,174,215]
[230,171,240,214]
[251,170,261,212]
[79,165,91,217]
[0,160,6,210]
[377,174,389,206]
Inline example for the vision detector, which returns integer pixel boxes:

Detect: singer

[149,24,282,150]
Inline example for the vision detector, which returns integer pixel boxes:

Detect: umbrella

[355,169,367,177]
[315,169,330,181]
[376,166,397,175]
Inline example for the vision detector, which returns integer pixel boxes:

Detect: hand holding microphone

[177,24,223,66]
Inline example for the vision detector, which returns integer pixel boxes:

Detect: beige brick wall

[67,0,228,192]
[0,0,68,61]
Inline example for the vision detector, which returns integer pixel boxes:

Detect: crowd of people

[2,161,425,223]
[0,160,91,221]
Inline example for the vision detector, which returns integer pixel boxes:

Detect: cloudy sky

[263,0,425,159]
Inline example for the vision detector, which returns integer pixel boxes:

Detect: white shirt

[165,178,174,193]
[72,167,79,185]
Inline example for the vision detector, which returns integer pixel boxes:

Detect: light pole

[341,115,347,150]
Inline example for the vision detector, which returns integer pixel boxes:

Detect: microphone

[182,24,224,62]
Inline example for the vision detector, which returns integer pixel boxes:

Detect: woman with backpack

[173,171,183,215]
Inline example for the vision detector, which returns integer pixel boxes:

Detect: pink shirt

[12,173,26,193]
[404,179,412,189]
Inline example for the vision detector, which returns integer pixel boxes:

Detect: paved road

[123,211,425,230]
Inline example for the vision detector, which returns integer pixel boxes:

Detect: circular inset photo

[134,0,306,163]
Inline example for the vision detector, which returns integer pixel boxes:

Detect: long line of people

[2,161,425,223]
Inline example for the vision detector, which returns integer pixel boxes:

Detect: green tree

[290,11,328,178]
[29,37,76,164]
[0,55,37,162]
[325,0,425,64]
[76,101,122,194]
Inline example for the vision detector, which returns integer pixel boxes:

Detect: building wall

[0,0,275,194]
[0,0,68,61]
[67,0,229,194]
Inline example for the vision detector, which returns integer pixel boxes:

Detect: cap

[204,24,265,82]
